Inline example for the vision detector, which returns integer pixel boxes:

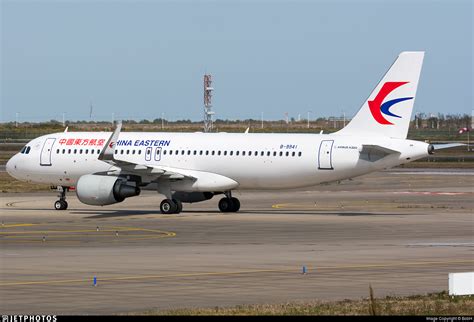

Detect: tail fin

[337,51,424,139]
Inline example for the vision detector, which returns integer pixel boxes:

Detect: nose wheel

[54,200,68,210]
[54,186,68,210]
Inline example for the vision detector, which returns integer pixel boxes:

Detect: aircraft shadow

[68,209,407,219]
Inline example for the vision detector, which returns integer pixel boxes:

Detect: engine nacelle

[172,191,214,203]
[76,174,140,206]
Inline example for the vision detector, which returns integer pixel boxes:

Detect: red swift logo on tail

[369,82,413,125]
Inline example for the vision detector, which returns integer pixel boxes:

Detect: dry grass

[0,172,50,193]
[139,292,473,316]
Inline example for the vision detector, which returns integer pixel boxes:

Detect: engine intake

[76,174,140,206]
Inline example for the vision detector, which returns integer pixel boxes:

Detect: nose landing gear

[54,186,69,210]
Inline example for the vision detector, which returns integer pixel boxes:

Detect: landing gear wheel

[173,199,183,214]
[218,197,240,213]
[160,199,177,214]
[230,197,240,212]
[54,200,68,210]
[218,198,233,213]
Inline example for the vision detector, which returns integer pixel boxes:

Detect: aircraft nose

[6,155,17,176]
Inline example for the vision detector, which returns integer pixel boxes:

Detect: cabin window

[120,150,124,155]
[138,150,142,155]
[292,151,295,157]
[163,150,166,155]
[79,149,83,154]
[68,149,71,154]
[286,151,289,157]
[298,152,302,157]
[62,149,65,154]
[212,151,215,156]
[205,150,209,156]
[85,149,89,154]
[97,149,100,154]
[199,150,203,155]
[279,151,283,157]
[254,151,258,156]
[236,151,240,156]
[224,151,227,156]
[91,149,94,154]
[126,150,130,155]
[193,150,197,155]
[74,149,77,154]
[261,151,264,156]
[218,151,221,156]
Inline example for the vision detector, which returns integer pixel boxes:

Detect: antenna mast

[203,74,214,132]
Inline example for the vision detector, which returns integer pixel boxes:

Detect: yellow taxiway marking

[0,223,38,228]
[0,224,176,243]
[2,259,472,287]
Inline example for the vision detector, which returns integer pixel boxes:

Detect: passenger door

[40,138,56,166]
[318,140,334,170]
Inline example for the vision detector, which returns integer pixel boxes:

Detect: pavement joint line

[1,259,472,287]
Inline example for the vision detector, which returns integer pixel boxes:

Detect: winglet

[98,121,122,161]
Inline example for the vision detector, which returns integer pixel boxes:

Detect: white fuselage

[6,131,430,190]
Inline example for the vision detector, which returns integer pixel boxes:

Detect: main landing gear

[157,189,240,214]
[218,192,240,213]
[54,186,68,210]
[160,199,183,214]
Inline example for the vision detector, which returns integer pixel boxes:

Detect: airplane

[5,51,460,214]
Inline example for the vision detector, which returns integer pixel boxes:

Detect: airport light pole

[307,110,312,129]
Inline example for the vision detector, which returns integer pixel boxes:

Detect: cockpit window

[20,146,31,154]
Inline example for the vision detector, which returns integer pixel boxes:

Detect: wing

[97,123,238,191]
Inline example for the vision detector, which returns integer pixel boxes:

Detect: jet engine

[76,174,140,206]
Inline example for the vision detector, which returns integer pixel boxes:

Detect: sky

[1,0,472,122]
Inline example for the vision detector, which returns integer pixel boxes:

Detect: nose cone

[6,155,17,177]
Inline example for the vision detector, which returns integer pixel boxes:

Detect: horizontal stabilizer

[431,143,465,151]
